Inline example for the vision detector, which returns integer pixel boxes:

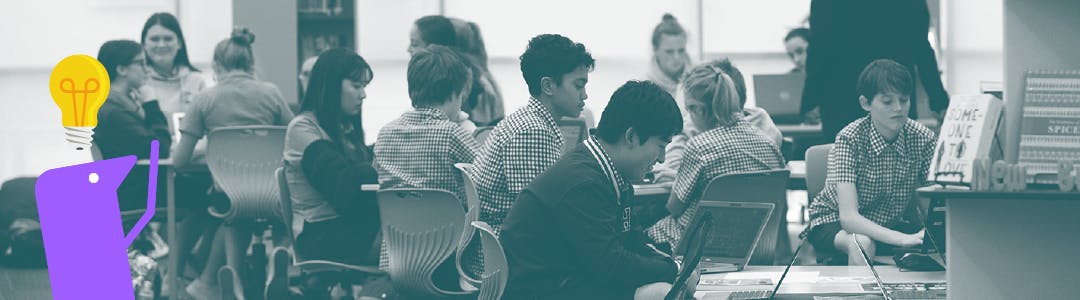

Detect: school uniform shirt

[808,116,936,231]
[647,118,786,247]
[653,111,783,183]
[373,107,480,207]
[146,65,207,119]
[94,96,173,212]
[178,72,294,139]
[472,97,564,233]
[501,135,677,300]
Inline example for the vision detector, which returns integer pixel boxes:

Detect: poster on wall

[1018,70,1080,184]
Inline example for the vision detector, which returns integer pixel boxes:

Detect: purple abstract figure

[34,141,160,300]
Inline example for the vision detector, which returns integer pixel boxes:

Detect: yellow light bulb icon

[49,55,111,150]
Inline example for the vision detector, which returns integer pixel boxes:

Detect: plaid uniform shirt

[373,107,480,205]
[647,119,786,247]
[808,117,936,231]
[473,98,563,232]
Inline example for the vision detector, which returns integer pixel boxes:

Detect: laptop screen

[697,202,773,259]
[665,212,713,300]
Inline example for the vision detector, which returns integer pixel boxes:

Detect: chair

[218,265,241,300]
[205,125,289,297]
[473,126,494,145]
[275,167,385,298]
[452,163,482,286]
[556,117,588,154]
[472,221,508,300]
[699,169,791,265]
[805,144,834,203]
[378,188,475,299]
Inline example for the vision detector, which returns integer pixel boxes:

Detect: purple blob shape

[34,141,159,300]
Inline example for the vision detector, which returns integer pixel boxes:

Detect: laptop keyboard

[727,290,772,300]
[862,282,947,299]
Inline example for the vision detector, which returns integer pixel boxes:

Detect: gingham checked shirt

[473,98,563,232]
[373,107,480,205]
[808,116,936,231]
[647,118,786,246]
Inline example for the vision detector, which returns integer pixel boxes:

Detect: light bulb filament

[59,78,100,126]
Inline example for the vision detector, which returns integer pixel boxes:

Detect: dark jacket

[300,140,379,233]
[802,0,949,141]
[93,99,172,211]
[501,146,677,300]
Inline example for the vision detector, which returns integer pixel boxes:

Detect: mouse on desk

[894,252,944,272]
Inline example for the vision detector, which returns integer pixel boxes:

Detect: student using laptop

[500,81,685,300]
[807,59,936,265]
[652,60,782,183]
[647,62,786,249]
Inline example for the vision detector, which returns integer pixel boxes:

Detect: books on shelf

[928,94,1003,185]
[1018,70,1080,184]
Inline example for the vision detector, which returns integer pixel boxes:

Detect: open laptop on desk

[753,74,805,124]
[674,202,773,274]
[854,236,946,300]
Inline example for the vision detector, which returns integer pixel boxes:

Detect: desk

[777,124,822,139]
[136,159,209,300]
[917,186,1080,299]
[694,265,944,298]
[787,161,806,190]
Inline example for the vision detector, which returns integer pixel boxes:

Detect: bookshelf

[298,0,357,70]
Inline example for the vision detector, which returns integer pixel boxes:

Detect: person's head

[784,28,810,73]
[98,40,148,90]
[712,59,747,106]
[299,55,319,94]
[450,18,489,67]
[302,48,374,143]
[409,15,456,55]
[408,45,473,112]
[652,13,689,79]
[212,27,256,74]
[681,60,744,130]
[141,12,198,72]
[519,34,595,118]
[596,80,683,181]
[857,59,913,134]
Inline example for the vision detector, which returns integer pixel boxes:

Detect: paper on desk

[724,271,820,283]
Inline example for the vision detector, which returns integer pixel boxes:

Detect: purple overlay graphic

[34,140,160,300]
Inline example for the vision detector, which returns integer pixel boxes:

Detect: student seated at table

[807,59,935,265]
[171,28,295,298]
[646,62,786,250]
[284,48,380,266]
[651,59,783,183]
[501,80,686,300]
[374,45,480,206]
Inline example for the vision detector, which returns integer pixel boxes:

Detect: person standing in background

[141,12,208,123]
[451,17,507,126]
[784,27,811,74]
[801,0,949,142]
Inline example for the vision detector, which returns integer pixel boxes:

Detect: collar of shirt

[866,117,910,157]
[217,72,255,84]
[527,97,561,138]
[582,132,632,204]
[407,107,451,122]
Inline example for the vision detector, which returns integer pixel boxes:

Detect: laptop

[665,211,715,300]
[700,236,807,300]
[675,202,774,274]
[854,235,947,300]
[752,74,805,124]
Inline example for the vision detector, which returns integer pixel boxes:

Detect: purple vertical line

[123,140,158,247]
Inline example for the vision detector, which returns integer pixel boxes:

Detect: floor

[0,266,51,300]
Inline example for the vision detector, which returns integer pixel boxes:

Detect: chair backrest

[377,188,471,298]
[206,126,288,223]
[699,169,790,265]
[556,117,587,154]
[473,221,508,300]
[453,163,482,285]
[805,144,834,203]
[474,126,494,145]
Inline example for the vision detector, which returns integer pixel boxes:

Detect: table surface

[695,265,944,297]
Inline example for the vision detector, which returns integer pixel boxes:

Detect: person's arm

[301,140,379,213]
[654,130,691,183]
[666,142,704,217]
[96,101,172,159]
[172,94,206,169]
[556,182,678,286]
[503,129,562,195]
[830,134,921,247]
[450,124,481,164]
[916,40,949,117]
